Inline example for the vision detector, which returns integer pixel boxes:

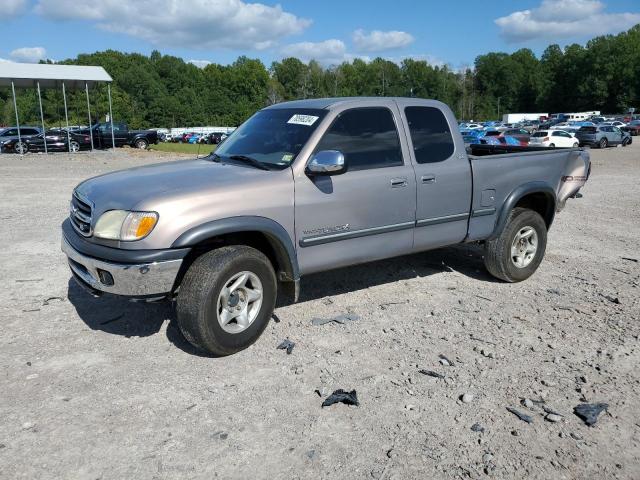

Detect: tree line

[1,25,638,129]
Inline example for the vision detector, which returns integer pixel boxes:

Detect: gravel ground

[0,144,639,479]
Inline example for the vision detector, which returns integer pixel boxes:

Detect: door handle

[421,174,436,184]
[390,177,408,188]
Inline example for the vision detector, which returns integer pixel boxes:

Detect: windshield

[214,108,328,169]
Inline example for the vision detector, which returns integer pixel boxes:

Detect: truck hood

[75,157,278,214]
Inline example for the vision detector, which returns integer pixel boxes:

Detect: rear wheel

[573,142,579,147]
[135,138,148,149]
[599,137,608,148]
[69,141,80,153]
[176,245,277,356]
[548,143,555,148]
[484,207,547,283]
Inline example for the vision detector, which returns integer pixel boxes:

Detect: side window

[404,106,454,163]
[315,107,403,171]
[3,129,18,136]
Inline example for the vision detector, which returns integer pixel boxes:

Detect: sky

[1,0,639,68]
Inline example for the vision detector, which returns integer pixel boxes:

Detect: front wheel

[573,142,579,147]
[14,141,28,154]
[176,245,277,356]
[484,207,547,283]
[548,143,555,148]
[599,137,608,148]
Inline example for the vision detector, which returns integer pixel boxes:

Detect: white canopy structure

[0,63,114,153]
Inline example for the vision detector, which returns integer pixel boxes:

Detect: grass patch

[149,142,217,155]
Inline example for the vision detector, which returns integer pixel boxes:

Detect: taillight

[543,137,549,142]
[84,136,89,141]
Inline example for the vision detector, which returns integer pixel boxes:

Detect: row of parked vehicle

[161,131,228,145]
[460,116,636,149]
[0,123,159,154]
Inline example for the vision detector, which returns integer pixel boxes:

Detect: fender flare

[171,216,299,282]
[489,182,556,240]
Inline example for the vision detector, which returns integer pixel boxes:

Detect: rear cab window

[404,106,454,163]
[315,107,403,171]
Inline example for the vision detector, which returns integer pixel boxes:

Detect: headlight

[94,210,158,241]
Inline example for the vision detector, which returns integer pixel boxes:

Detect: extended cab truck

[61,98,590,355]
[82,122,159,150]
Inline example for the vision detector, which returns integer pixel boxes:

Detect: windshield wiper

[228,155,271,171]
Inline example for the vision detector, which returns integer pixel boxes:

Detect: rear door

[293,102,417,275]
[395,99,472,252]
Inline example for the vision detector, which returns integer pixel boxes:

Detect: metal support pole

[62,82,71,152]
[85,82,94,151]
[37,81,47,154]
[107,83,115,149]
[11,81,22,155]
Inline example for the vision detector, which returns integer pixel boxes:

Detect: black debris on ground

[471,423,485,433]
[311,314,360,326]
[277,339,295,354]
[621,257,638,263]
[574,403,608,426]
[439,354,454,366]
[506,407,534,424]
[418,369,445,379]
[321,389,359,408]
[42,296,65,306]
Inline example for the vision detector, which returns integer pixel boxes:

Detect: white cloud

[188,59,212,68]
[10,46,47,63]
[496,0,640,42]
[352,29,414,52]
[4,0,28,18]
[34,0,311,50]
[281,39,348,65]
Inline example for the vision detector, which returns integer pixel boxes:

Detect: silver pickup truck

[62,98,590,355]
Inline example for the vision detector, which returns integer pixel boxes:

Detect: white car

[529,129,579,148]
[460,123,484,130]
[600,121,626,128]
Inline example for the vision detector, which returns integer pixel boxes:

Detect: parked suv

[575,125,631,148]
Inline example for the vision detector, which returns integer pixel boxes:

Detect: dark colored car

[1,130,92,153]
[205,132,228,144]
[78,122,159,149]
[0,126,42,152]
[623,120,640,136]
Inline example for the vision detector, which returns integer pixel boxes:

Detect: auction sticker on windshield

[287,114,319,126]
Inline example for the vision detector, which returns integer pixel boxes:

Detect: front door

[293,103,416,275]
[395,99,472,252]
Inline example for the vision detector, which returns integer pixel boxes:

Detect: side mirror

[306,150,346,176]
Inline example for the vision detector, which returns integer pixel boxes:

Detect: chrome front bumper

[61,237,183,297]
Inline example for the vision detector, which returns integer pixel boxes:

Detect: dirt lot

[0,144,639,479]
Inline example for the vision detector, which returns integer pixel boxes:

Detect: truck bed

[466,146,590,241]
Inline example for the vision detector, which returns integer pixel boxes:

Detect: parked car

[1,129,91,153]
[205,132,228,144]
[529,129,579,148]
[0,126,42,152]
[575,125,631,148]
[61,97,590,355]
[624,120,640,136]
[78,122,159,149]
[599,121,626,128]
[501,128,530,144]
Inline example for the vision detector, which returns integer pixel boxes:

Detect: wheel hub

[216,271,263,334]
[510,226,538,269]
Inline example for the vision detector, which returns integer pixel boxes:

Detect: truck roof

[265,97,439,110]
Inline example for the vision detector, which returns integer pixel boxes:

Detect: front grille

[70,191,93,237]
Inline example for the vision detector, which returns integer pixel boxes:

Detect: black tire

[135,138,148,149]
[484,207,547,283]
[176,245,277,356]
[599,137,608,148]
[622,137,630,147]
[573,142,579,148]
[548,143,555,148]
[14,141,28,154]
